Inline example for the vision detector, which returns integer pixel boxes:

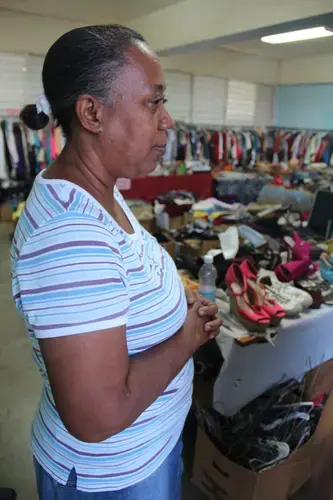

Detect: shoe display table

[118,173,212,202]
[214,306,333,416]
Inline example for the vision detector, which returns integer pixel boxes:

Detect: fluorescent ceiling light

[261,26,333,44]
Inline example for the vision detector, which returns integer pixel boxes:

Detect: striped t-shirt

[11,171,193,492]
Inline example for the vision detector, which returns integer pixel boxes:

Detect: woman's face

[101,43,174,179]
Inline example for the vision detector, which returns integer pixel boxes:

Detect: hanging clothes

[0,127,8,181]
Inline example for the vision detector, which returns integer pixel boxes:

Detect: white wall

[279,54,333,85]
[0,9,83,55]
[161,49,279,86]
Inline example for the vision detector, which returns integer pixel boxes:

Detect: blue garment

[34,438,183,500]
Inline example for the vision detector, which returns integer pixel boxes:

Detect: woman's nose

[159,107,174,130]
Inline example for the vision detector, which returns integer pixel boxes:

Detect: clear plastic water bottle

[199,255,217,302]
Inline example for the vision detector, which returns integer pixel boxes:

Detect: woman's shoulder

[13,202,121,268]
[30,173,111,225]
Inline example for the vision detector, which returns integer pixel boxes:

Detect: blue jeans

[34,438,183,500]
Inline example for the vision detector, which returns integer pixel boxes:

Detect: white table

[214,306,333,416]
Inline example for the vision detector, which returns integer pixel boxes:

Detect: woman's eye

[148,98,168,112]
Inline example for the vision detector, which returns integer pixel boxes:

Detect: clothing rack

[175,121,264,131]
[266,127,333,167]
[267,126,333,134]
[165,123,265,168]
[0,117,65,186]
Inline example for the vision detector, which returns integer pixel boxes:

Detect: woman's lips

[152,145,166,155]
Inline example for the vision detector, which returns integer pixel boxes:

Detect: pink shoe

[275,259,318,283]
[240,259,286,326]
[284,232,311,261]
[226,263,270,332]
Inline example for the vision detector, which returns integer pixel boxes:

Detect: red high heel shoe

[240,259,286,326]
[275,259,317,283]
[226,263,270,332]
[283,232,311,261]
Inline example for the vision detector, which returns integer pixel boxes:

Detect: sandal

[226,263,270,332]
[240,259,286,326]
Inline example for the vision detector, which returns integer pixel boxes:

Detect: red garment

[273,135,283,153]
[223,131,228,162]
[314,137,328,163]
[285,134,294,159]
[213,132,220,165]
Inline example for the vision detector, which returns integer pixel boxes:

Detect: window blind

[225,80,256,127]
[192,76,226,126]
[0,52,44,115]
[24,55,43,104]
[0,53,26,114]
[165,71,192,122]
[0,51,275,130]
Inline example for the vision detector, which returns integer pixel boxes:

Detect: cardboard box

[0,201,13,222]
[183,212,193,225]
[140,218,156,234]
[129,202,156,234]
[156,212,192,231]
[181,239,220,259]
[169,215,184,231]
[192,392,333,500]
[156,232,176,259]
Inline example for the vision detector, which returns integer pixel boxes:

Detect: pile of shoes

[221,231,328,341]
[226,259,286,333]
[197,379,326,473]
[257,269,313,316]
[274,232,333,308]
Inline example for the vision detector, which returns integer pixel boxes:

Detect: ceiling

[223,35,333,60]
[0,0,184,24]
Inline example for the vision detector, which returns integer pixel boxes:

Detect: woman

[11,25,222,499]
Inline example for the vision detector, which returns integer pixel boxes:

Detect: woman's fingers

[185,288,198,306]
[198,303,219,318]
[204,316,223,335]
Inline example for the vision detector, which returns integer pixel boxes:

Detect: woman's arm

[40,299,220,443]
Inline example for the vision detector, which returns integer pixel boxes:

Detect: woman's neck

[44,141,117,212]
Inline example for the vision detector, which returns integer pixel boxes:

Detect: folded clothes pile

[174,221,218,242]
[155,190,196,220]
[197,379,326,472]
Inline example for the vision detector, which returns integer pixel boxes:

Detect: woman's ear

[75,95,104,134]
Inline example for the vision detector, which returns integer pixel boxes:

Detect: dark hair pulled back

[20,25,145,137]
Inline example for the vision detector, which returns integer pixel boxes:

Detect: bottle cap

[204,254,214,264]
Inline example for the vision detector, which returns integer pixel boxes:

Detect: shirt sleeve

[16,214,129,339]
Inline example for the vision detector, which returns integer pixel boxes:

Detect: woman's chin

[137,160,158,177]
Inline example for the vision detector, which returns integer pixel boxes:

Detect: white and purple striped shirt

[11,171,193,492]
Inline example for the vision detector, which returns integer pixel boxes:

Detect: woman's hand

[182,290,223,356]
[185,288,222,340]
